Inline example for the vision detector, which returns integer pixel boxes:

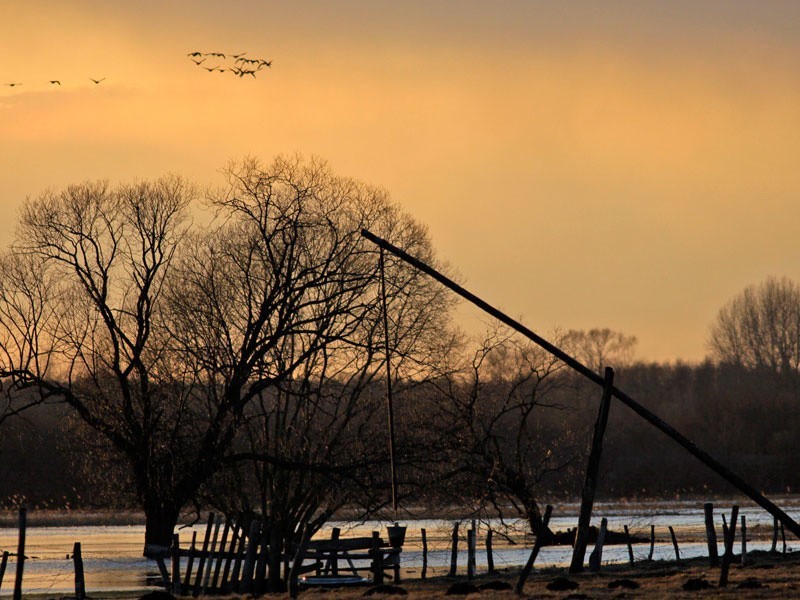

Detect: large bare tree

[0,158,458,556]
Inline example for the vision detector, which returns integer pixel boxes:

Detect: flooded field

[1,497,799,596]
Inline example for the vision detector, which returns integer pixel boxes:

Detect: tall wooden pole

[13,507,25,600]
[379,247,400,514]
[570,367,614,573]
[360,228,800,540]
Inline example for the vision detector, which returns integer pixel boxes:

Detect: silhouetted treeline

[3,360,798,511]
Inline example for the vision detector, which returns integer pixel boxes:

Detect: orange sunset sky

[3,1,800,363]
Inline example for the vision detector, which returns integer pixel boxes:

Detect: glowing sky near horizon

[3,0,800,363]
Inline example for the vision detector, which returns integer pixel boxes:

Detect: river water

[1,498,799,596]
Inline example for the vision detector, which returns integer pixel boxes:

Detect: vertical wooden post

[421,528,428,580]
[329,527,341,577]
[623,525,634,565]
[288,523,310,600]
[72,542,86,600]
[771,516,779,552]
[241,520,261,593]
[171,534,182,596]
[448,522,459,577]
[13,507,26,600]
[371,531,384,585]
[515,504,552,595]
[0,551,9,590]
[255,529,270,594]
[467,528,476,580]
[719,505,739,588]
[740,515,747,566]
[781,522,787,553]
[486,529,495,575]
[569,367,615,573]
[588,517,607,572]
[704,502,718,566]
[647,525,655,561]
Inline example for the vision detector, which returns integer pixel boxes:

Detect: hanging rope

[379,247,399,515]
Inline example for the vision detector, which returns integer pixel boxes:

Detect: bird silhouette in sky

[89,77,106,84]
[4,82,22,87]
[189,50,272,78]
[49,80,61,85]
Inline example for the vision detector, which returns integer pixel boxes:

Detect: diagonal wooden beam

[361,228,800,540]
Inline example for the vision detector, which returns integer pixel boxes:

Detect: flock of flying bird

[187,51,272,78]
[3,50,272,88]
[3,77,105,88]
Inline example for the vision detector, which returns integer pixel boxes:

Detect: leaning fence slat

[668,526,680,562]
[203,519,222,594]
[182,531,198,594]
[624,525,634,565]
[212,519,231,592]
[647,525,655,561]
[193,513,215,596]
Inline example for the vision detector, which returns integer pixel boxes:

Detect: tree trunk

[528,502,555,545]
[143,499,181,558]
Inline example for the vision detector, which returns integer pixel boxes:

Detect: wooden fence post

[241,520,261,593]
[486,529,495,575]
[515,504,553,595]
[719,505,739,588]
[647,525,655,561]
[13,507,26,600]
[623,525,634,565]
[0,551,9,591]
[588,517,607,572]
[771,516,779,552]
[171,534,181,596]
[704,502,718,566]
[668,526,680,562]
[421,528,428,580]
[448,522,459,577]
[467,526,476,580]
[741,515,747,566]
[371,531,384,585]
[73,542,86,600]
[570,368,615,573]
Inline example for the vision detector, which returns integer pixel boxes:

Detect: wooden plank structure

[166,515,403,596]
[360,228,800,541]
